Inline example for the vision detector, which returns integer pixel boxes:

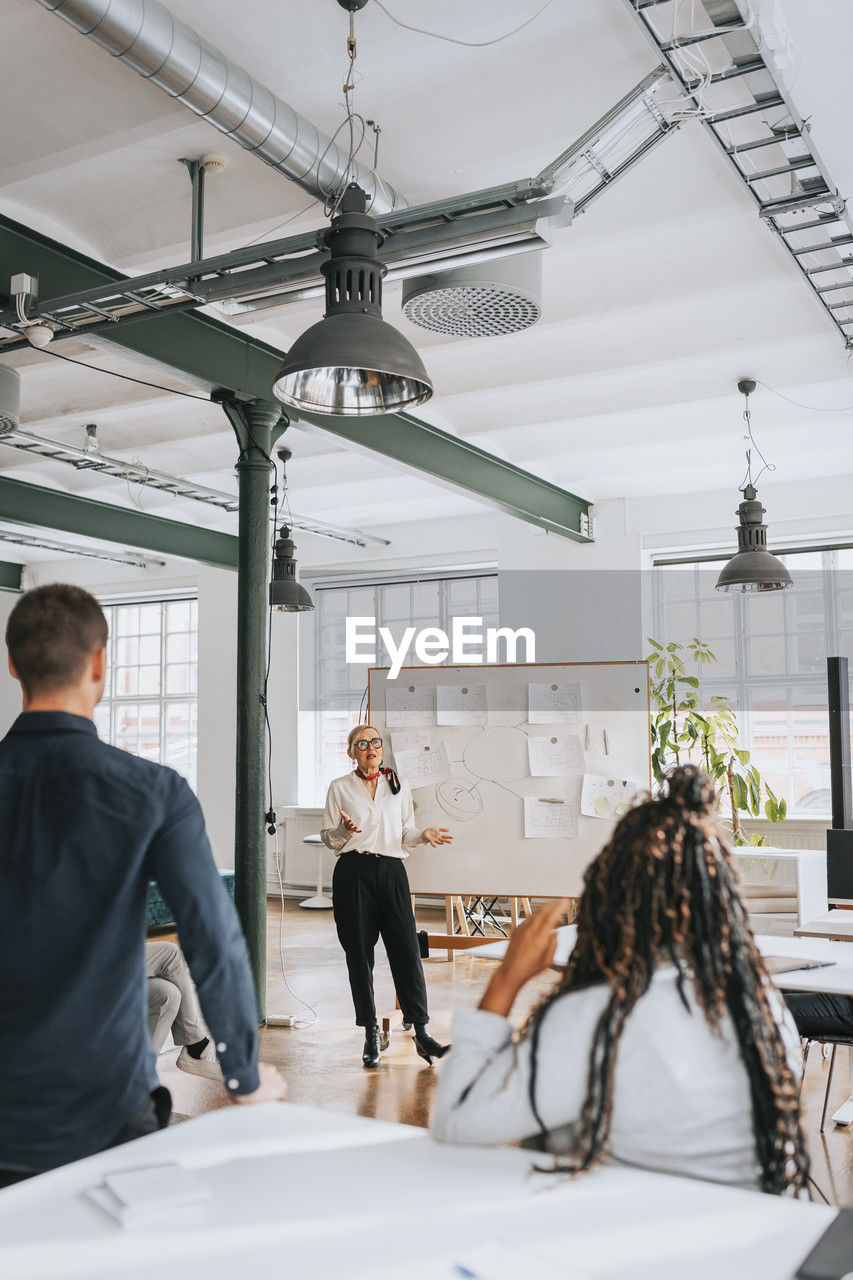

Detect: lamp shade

[273,312,432,416]
[272,183,432,416]
[270,527,313,612]
[715,485,792,593]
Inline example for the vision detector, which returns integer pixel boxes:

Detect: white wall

[0,588,22,732]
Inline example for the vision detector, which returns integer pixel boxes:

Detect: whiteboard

[369,662,650,898]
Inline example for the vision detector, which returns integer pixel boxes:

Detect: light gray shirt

[321,770,423,859]
[431,967,801,1190]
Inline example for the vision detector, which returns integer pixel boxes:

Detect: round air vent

[402,252,542,338]
[0,365,20,434]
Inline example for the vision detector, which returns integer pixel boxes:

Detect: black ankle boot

[413,1026,449,1066]
[362,1025,381,1068]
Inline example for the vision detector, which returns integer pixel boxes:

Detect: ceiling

[1,0,852,565]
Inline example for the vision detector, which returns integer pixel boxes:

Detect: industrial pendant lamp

[270,525,314,611]
[270,446,314,611]
[272,0,432,415]
[272,182,433,416]
[715,379,792,594]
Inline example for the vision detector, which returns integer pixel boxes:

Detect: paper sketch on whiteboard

[395,743,451,791]
[527,734,584,777]
[581,774,639,819]
[528,681,582,724]
[385,684,437,727]
[523,796,579,839]
[436,683,486,725]
[389,730,430,755]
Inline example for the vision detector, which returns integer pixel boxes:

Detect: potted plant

[647,638,787,846]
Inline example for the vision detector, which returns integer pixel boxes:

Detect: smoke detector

[0,365,20,434]
[402,252,542,338]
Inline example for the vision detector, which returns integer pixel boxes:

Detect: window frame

[96,592,199,790]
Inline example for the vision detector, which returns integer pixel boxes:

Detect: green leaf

[732,773,748,812]
[647,639,663,651]
[681,675,699,688]
[736,749,750,765]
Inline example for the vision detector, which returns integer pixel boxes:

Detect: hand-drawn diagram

[385,684,436,727]
[434,724,530,821]
[524,796,579,839]
[436,683,487,725]
[528,680,582,724]
[527,734,584,777]
[580,774,639,819]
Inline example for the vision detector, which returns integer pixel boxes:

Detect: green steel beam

[0,475,238,569]
[299,409,592,541]
[0,560,22,591]
[0,213,592,539]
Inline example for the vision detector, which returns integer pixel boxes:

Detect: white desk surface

[0,1102,834,1280]
[469,927,853,996]
[797,911,853,941]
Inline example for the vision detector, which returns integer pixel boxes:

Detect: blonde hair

[347,724,378,754]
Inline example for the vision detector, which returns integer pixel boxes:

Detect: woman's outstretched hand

[339,809,362,835]
[422,827,453,846]
[478,899,571,1018]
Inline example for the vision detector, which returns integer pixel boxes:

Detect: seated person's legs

[784,991,853,1039]
[145,940,220,1078]
[147,976,181,1053]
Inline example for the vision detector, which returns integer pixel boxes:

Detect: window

[94,598,199,790]
[311,573,499,803]
[651,550,853,816]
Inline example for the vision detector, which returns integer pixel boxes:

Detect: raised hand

[340,809,362,834]
[422,827,453,846]
[479,899,571,1017]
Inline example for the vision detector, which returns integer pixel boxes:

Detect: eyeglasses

[353,738,382,751]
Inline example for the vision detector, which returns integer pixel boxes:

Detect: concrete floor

[158,897,853,1207]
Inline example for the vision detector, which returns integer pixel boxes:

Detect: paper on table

[436,683,486,725]
[395,743,451,790]
[580,774,638,819]
[386,684,437,727]
[523,796,578,839]
[87,1162,210,1225]
[528,681,582,724]
[527,734,584,777]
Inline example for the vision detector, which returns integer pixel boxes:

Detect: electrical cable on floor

[272,822,319,1029]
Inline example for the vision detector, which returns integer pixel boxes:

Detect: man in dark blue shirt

[0,584,286,1184]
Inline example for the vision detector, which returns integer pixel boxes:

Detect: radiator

[267,808,325,896]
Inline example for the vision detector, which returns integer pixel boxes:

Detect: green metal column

[217,394,286,1020]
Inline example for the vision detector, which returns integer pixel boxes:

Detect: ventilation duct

[402,252,543,338]
[36,0,406,214]
[0,366,20,433]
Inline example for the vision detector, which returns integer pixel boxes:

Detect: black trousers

[785,991,853,1039]
[0,1086,171,1189]
[332,852,429,1028]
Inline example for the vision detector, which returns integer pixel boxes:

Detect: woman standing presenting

[321,725,453,1069]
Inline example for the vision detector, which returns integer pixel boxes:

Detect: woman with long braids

[432,766,809,1195]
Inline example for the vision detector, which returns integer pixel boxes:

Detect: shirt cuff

[222,1060,261,1096]
[451,1007,513,1051]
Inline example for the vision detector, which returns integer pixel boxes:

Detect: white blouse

[431,967,802,1191]
[321,770,423,860]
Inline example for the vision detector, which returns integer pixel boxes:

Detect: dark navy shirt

[0,711,260,1175]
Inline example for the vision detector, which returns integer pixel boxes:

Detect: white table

[796,910,853,942]
[299,833,333,909]
[0,1102,834,1280]
[470,927,853,1129]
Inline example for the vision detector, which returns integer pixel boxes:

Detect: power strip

[267,1014,298,1027]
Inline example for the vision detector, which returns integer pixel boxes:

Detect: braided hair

[527,765,808,1195]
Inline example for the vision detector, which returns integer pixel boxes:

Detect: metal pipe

[36,0,406,214]
[216,395,287,1019]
